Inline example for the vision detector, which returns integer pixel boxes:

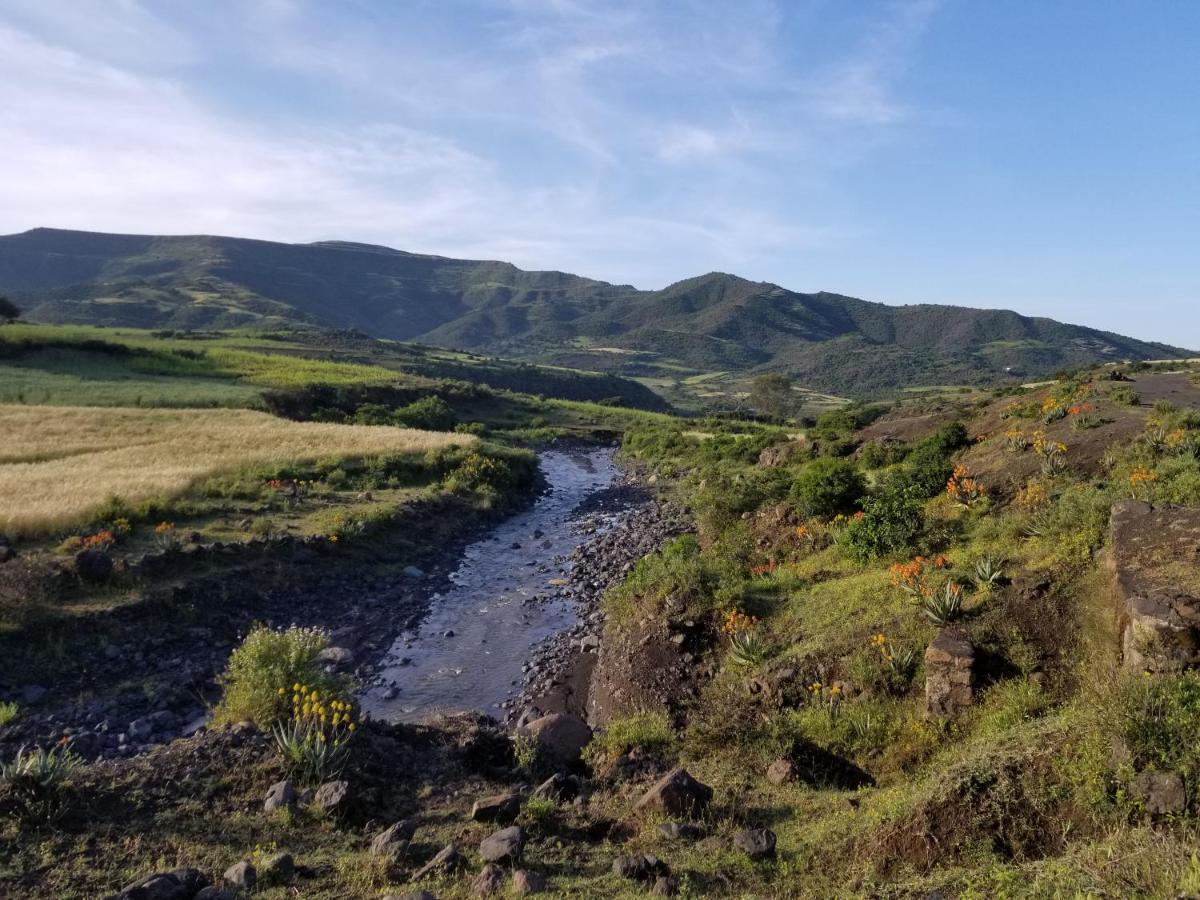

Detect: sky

[1,0,1197,348]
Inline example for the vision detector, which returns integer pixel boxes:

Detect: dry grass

[0,405,473,537]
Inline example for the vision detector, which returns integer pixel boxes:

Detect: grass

[0,405,473,537]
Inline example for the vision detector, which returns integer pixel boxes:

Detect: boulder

[117,867,209,899]
[258,852,293,885]
[612,854,670,882]
[0,545,14,563]
[656,821,704,841]
[318,646,355,670]
[471,792,522,824]
[766,758,796,785]
[75,548,114,581]
[470,863,506,895]
[371,820,417,859]
[1109,500,1200,673]
[512,869,547,895]
[478,826,525,864]
[632,767,713,818]
[733,828,777,860]
[411,845,466,881]
[651,876,680,896]
[1132,769,1187,816]
[924,629,975,718]
[222,861,256,892]
[312,779,351,815]
[757,440,808,468]
[531,773,581,803]
[194,889,234,900]
[263,780,296,814]
[519,713,592,769]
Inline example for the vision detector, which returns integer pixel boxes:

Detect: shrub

[900,422,970,497]
[840,483,927,561]
[1117,671,1200,782]
[0,702,18,727]
[790,458,867,518]
[213,625,349,727]
[583,712,675,765]
[393,396,457,431]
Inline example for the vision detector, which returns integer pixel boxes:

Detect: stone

[471,793,522,824]
[371,820,417,859]
[766,758,796,785]
[512,869,547,895]
[222,860,256,891]
[478,826,525,864]
[117,867,209,899]
[519,713,592,769]
[651,876,680,896]
[128,717,155,742]
[0,545,14,563]
[403,565,425,579]
[924,629,975,718]
[194,889,234,900]
[312,779,351,814]
[471,863,506,895]
[612,854,670,882]
[259,852,293,884]
[1132,769,1187,816]
[733,828,777,860]
[531,773,580,803]
[411,844,466,881]
[1109,500,1200,673]
[75,548,114,581]
[263,780,297,814]
[633,767,714,818]
[656,821,704,841]
[318,646,355,669]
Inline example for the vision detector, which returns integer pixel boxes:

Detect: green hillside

[2,228,1191,397]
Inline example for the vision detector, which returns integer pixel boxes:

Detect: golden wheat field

[0,405,474,537]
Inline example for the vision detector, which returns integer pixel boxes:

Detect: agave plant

[0,742,79,820]
[272,720,351,784]
[921,582,964,627]
[1023,510,1051,538]
[1040,452,1069,478]
[972,556,1006,591]
[1142,426,1170,456]
[727,628,767,669]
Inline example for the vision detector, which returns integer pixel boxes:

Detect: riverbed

[363,446,639,722]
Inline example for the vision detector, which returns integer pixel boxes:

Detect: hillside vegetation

[2,228,1191,397]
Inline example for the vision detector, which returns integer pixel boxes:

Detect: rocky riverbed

[0,444,683,760]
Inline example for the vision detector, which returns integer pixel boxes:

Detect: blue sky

[1,1,1197,347]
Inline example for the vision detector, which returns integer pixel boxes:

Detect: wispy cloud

[0,1,937,288]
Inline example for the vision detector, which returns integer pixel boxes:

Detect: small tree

[750,373,796,419]
[0,296,20,324]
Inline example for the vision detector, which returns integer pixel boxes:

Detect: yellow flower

[292,682,301,692]
[277,687,285,696]
[347,723,356,732]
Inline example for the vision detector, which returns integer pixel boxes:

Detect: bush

[1118,671,1200,781]
[840,482,927,561]
[393,396,457,431]
[213,625,349,728]
[899,422,970,497]
[790,458,867,518]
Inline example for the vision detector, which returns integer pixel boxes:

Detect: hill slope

[1,227,1190,395]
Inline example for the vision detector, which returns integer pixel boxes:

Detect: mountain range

[1,227,1191,396]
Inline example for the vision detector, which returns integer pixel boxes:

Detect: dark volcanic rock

[633,767,713,818]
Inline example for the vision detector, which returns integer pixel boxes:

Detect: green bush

[897,421,970,498]
[213,625,349,728]
[790,458,866,518]
[840,482,927,561]
[1118,671,1200,781]
[393,395,457,431]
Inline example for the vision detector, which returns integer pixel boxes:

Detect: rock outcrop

[925,629,975,718]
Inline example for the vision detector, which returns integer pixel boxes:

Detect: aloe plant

[727,628,767,669]
[973,556,1006,590]
[921,582,964,627]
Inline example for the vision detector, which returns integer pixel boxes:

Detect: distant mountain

[1,227,1191,396]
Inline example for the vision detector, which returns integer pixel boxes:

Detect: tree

[0,296,19,324]
[791,457,867,518]
[749,373,796,419]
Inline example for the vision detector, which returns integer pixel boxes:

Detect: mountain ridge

[1,227,1191,396]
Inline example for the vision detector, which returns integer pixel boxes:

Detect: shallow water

[363,447,627,722]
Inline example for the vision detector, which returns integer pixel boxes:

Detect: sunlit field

[0,405,473,537]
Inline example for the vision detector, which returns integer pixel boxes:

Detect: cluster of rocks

[505,496,687,721]
[111,851,294,899]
